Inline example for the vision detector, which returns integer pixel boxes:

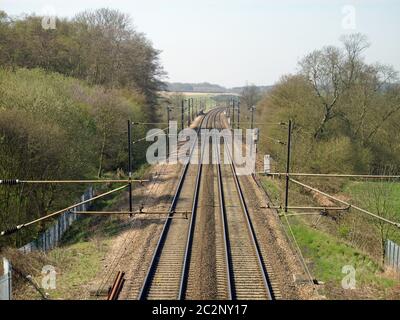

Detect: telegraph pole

[284,119,292,213]
[127,120,133,216]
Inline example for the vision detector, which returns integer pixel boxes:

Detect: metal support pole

[284,119,292,213]
[128,120,133,216]
[249,106,255,154]
[187,99,191,127]
[181,99,184,131]
[250,106,254,130]
[191,98,194,121]
[232,100,235,128]
[237,100,240,129]
[166,106,170,160]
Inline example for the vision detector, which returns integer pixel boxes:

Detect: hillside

[0,68,153,249]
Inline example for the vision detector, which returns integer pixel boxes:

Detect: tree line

[257,34,400,175]
[0,9,165,248]
[0,8,164,106]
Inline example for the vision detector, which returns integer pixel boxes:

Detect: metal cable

[132,126,169,144]
[281,213,315,284]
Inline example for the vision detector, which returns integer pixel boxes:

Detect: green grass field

[46,240,110,299]
[289,217,394,286]
[343,181,400,217]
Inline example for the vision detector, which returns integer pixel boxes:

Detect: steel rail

[177,109,216,299]
[107,271,125,300]
[213,112,233,300]
[138,111,210,300]
[219,110,274,300]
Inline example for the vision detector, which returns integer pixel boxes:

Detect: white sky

[1,0,399,87]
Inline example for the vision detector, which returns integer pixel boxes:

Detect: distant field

[159,91,237,110]
[159,91,239,97]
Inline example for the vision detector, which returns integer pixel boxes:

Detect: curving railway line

[138,108,275,300]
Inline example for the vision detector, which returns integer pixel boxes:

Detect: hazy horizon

[1,0,399,87]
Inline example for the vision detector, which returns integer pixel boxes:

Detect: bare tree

[299,34,370,139]
[300,46,344,138]
[340,33,370,86]
[241,83,261,109]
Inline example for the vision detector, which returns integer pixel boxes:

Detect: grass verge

[259,175,400,298]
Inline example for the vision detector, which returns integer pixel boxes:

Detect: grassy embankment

[12,177,136,300]
[259,176,400,299]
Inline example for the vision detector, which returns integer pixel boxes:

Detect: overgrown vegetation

[0,8,165,248]
[0,9,164,105]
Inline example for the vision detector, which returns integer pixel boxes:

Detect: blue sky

[1,0,399,87]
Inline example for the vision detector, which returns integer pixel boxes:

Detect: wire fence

[0,257,12,300]
[18,187,94,253]
[385,239,400,274]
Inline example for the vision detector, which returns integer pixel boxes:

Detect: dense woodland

[0,9,164,247]
[257,34,400,176]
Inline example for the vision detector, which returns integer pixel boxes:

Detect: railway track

[213,110,274,299]
[138,108,275,300]
[138,111,213,300]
